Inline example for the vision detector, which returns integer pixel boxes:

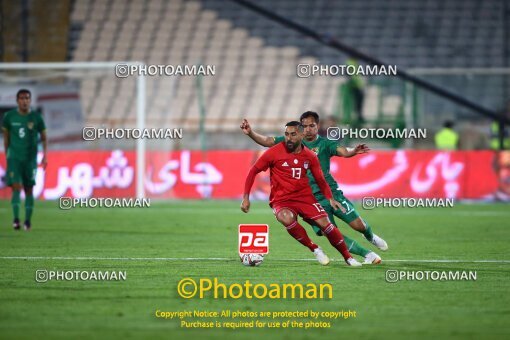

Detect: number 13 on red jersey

[291,167,302,179]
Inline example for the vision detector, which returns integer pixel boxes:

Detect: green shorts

[305,190,360,236]
[6,158,37,187]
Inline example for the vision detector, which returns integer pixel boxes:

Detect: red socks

[323,223,352,260]
[284,220,353,261]
[285,221,318,252]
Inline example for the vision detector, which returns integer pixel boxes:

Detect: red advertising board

[0,150,503,200]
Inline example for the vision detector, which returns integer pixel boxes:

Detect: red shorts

[271,200,328,221]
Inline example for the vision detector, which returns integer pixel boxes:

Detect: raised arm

[336,144,370,158]
[240,119,275,147]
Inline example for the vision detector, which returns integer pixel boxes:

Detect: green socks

[11,190,21,220]
[343,234,370,257]
[25,195,34,223]
[11,191,35,224]
[362,222,374,242]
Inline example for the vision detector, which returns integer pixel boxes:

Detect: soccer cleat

[366,233,388,251]
[313,247,330,265]
[23,221,31,231]
[13,218,20,230]
[346,257,362,267]
[364,251,382,264]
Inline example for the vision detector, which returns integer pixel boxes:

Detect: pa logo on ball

[238,224,269,267]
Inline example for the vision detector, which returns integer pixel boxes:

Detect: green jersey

[2,109,46,161]
[274,135,339,194]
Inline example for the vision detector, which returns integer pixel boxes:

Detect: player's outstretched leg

[24,186,34,231]
[344,234,381,264]
[318,193,388,251]
[329,195,389,251]
[349,217,388,251]
[11,184,21,230]
[304,217,381,264]
[314,217,361,267]
[276,209,329,265]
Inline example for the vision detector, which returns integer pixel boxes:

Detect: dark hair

[285,121,304,131]
[300,111,319,124]
[444,120,454,129]
[16,89,31,99]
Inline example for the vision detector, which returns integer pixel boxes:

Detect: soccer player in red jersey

[241,121,362,266]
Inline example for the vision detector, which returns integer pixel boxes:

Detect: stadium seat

[68,0,506,133]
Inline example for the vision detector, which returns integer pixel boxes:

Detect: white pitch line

[369,260,510,263]
[0,256,509,263]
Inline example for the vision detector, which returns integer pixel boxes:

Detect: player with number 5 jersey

[2,89,47,231]
[241,121,362,267]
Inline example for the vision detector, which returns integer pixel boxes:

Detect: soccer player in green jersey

[2,89,47,231]
[241,111,388,264]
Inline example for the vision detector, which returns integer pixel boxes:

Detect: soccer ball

[240,253,264,266]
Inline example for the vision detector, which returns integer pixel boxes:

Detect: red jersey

[244,142,333,205]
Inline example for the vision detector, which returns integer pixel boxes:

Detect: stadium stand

[70,0,346,131]
[201,0,505,68]
[2,0,504,140]
[200,0,507,120]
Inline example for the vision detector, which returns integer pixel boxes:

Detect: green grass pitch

[0,200,509,339]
